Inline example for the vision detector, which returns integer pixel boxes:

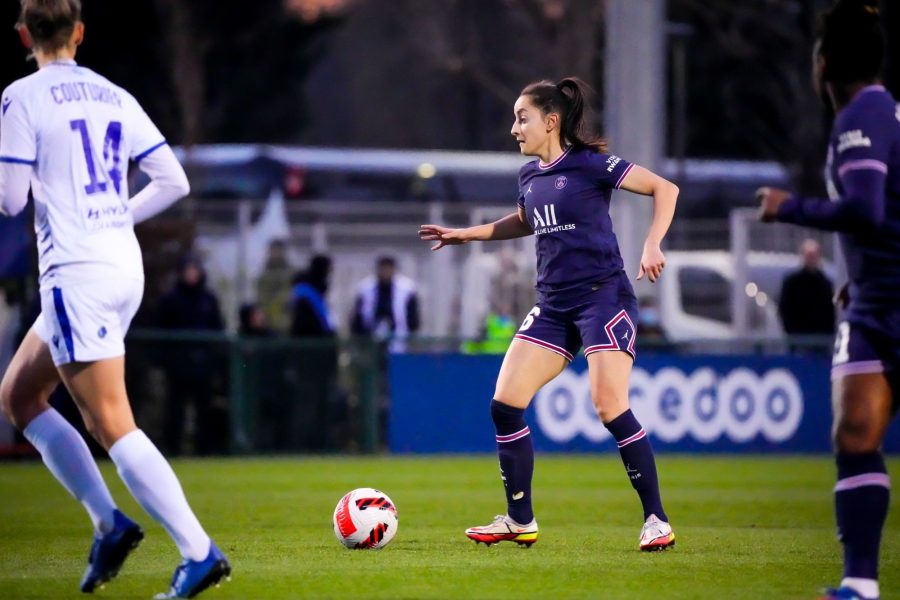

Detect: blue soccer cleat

[154,541,231,599]
[80,509,144,593]
[819,586,879,600]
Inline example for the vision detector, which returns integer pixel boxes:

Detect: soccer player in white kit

[0,1,230,597]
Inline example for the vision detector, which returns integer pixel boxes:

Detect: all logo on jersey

[533,204,557,228]
[532,203,575,235]
[554,176,567,189]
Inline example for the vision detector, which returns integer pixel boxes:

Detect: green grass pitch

[1,455,898,599]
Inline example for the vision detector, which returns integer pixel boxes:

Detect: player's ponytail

[18,0,81,53]
[521,77,608,154]
[817,0,883,85]
[555,77,607,154]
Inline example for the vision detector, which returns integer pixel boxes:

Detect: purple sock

[491,400,534,524]
[835,452,890,581]
[605,409,667,522]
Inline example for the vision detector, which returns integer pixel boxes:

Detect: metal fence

[123,331,385,455]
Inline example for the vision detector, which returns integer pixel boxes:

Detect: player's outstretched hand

[834,281,850,310]
[419,224,468,251]
[756,186,790,222]
[637,241,665,283]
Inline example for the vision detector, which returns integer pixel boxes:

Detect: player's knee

[0,377,14,423]
[80,414,105,446]
[833,417,881,453]
[592,391,628,423]
[81,406,135,450]
[0,376,34,428]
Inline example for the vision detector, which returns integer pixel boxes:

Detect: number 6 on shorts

[520,306,541,331]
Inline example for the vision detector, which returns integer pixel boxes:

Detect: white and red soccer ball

[333,488,398,549]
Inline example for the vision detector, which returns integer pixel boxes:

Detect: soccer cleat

[639,514,675,551]
[465,514,538,547]
[818,587,878,600]
[154,541,231,599]
[80,509,144,593]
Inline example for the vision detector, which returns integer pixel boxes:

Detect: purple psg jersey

[824,86,900,314]
[517,146,634,295]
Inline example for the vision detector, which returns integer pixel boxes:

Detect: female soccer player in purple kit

[420,77,678,551]
[758,2,899,599]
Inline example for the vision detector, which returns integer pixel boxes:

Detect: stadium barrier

[389,352,900,453]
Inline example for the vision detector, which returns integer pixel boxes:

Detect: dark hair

[520,77,608,153]
[377,256,396,268]
[18,0,81,52]
[817,0,883,85]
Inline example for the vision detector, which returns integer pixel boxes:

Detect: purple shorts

[831,310,900,380]
[513,273,638,362]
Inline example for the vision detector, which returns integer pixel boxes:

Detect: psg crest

[554,176,567,189]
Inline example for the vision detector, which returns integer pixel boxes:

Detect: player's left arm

[619,165,679,282]
[128,144,190,224]
[0,87,35,217]
[760,112,890,232]
[127,99,190,224]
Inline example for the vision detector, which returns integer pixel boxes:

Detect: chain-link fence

[124,331,384,455]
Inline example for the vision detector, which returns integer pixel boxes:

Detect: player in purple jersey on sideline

[419,77,679,551]
[758,2,899,599]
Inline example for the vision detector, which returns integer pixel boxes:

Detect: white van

[657,250,837,342]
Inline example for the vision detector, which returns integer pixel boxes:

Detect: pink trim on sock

[617,428,647,448]
[497,426,531,443]
[834,472,891,492]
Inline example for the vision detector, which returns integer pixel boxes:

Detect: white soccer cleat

[465,514,539,547]
[639,514,675,551]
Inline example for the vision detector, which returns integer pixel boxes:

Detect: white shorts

[33,278,143,366]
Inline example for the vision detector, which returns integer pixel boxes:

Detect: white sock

[109,429,210,560]
[23,408,117,534]
[841,577,879,599]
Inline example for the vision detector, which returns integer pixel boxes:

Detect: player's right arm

[0,85,35,217]
[419,209,532,251]
[419,169,533,250]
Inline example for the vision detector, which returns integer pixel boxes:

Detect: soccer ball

[333,488,399,549]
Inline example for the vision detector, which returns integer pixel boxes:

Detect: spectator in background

[778,239,835,337]
[636,296,669,349]
[239,303,273,337]
[351,256,419,448]
[157,256,227,455]
[289,254,339,449]
[351,256,420,352]
[290,254,335,337]
[256,239,294,333]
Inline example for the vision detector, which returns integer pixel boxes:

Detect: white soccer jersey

[0,60,166,289]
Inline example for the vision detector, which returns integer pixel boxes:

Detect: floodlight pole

[605,0,666,298]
